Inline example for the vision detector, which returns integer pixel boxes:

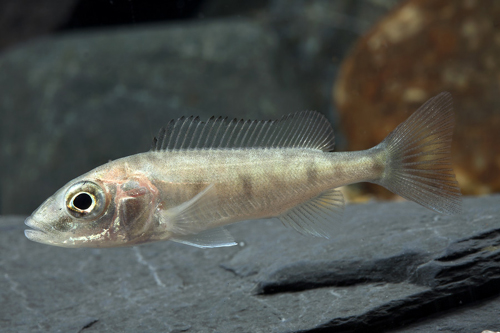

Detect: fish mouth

[24,216,49,243]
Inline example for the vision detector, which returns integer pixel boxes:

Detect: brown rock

[334,0,500,198]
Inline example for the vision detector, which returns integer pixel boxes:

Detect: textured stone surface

[0,0,78,52]
[0,19,307,215]
[267,0,397,127]
[1,196,499,332]
[199,0,270,17]
[390,294,500,333]
[334,0,500,198]
[61,0,206,29]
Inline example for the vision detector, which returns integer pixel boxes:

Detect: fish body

[25,92,461,248]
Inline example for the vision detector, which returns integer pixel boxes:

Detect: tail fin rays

[376,92,462,215]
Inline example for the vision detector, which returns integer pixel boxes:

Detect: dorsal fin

[150,111,335,152]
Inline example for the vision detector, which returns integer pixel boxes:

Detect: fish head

[25,164,160,248]
[24,178,117,247]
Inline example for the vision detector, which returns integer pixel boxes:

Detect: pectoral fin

[157,184,237,248]
[170,227,237,248]
[158,184,227,234]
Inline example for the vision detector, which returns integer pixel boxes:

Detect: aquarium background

[1,2,500,332]
[0,1,497,213]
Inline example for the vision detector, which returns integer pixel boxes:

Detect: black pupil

[73,193,93,211]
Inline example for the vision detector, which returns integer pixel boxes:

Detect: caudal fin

[376,92,461,214]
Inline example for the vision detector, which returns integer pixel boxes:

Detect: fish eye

[65,181,108,219]
[69,192,96,213]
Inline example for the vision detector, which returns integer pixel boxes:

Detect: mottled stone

[334,0,500,199]
[0,0,78,52]
[267,0,397,126]
[199,0,270,17]
[0,19,307,214]
[1,196,499,332]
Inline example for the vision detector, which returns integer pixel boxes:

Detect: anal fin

[279,188,344,238]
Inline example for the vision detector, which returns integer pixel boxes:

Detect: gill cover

[114,180,157,239]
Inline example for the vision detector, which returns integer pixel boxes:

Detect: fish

[24,92,461,248]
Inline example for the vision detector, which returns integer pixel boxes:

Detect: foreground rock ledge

[1,195,499,332]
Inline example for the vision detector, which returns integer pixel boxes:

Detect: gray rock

[0,0,78,52]
[0,19,307,215]
[199,0,270,18]
[266,0,399,133]
[1,195,499,332]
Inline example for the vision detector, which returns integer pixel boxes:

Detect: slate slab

[1,195,499,332]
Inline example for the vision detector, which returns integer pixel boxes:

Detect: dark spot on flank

[192,180,205,195]
[270,176,285,190]
[307,165,319,184]
[240,176,253,199]
[374,157,386,176]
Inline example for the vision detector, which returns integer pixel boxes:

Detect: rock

[1,195,499,332]
[334,0,500,199]
[199,0,270,18]
[0,19,307,214]
[267,0,397,128]
[61,0,205,29]
[0,0,78,52]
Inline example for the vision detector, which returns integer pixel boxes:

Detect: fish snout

[24,216,49,243]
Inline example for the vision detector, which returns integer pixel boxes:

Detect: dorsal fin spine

[233,119,248,147]
[194,116,211,149]
[251,121,264,147]
[218,117,231,148]
[151,111,335,152]
[165,119,176,150]
[235,120,248,147]
[186,116,198,148]
[248,121,262,147]
[211,117,226,147]
[271,115,288,148]
[232,119,244,147]
[314,119,327,150]
[311,115,324,148]
[203,117,217,148]
[298,117,312,148]
[225,119,239,148]
[251,120,265,147]
[158,121,166,150]
[255,121,268,148]
[217,119,230,149]
[171,117,183,150]
[263,120,277,148]
[273,118,287,147]
[280,114,296,147]
[305,119,316,149]
[267,120,279,148]
[176,117,189,149]
[288,120,301,148]
[187,116,200,149]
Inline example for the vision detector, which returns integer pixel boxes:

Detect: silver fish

[24,92,461,248]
